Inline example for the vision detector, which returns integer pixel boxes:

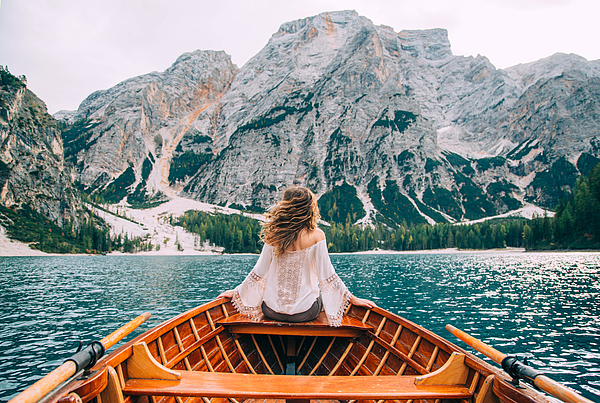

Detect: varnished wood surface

[415,352,468,385]
[123,371,473,400]
[218,312,373,337]
[534,375,593,403]
[100,313,151,350]
[446,324,507,364]
[7,362,78,403]
[9,313,150,403]
[447,324,592,403]
[127,343,181,380]
[99,367,125,403]
[35,299,556,403]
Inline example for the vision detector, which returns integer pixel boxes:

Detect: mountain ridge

[0,66,83,226]
[53,10,600,227]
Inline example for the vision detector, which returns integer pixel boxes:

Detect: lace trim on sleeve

[319,273,344,292]
[327,290,352,327]
[231,270,266,322]
[319,273,352,327]
[232,289,264,322]
[247,271,267,289]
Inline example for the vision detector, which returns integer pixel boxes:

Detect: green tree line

[7,159,600,254]
[322,218,525,253]
[175,210,262,253]
[173,208,528,254]
[523,163,600,250]
[173,159,600,253]
[0,204,153,254]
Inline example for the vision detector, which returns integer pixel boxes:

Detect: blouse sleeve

[314,241,352,327]
[232,243,272,321]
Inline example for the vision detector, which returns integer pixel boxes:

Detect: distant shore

[0,231,525,256]
[0,229,522,256]
[347,247,526,254]
[4,229,600,256]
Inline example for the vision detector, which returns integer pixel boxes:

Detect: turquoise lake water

[1,253,599,402]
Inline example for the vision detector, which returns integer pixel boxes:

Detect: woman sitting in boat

[219,186,376,327]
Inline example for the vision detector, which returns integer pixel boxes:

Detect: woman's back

[219,186,376,326]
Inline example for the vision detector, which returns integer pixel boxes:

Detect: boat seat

[122,343,473,401]
[217,311,373,337]
[123,371,473,400]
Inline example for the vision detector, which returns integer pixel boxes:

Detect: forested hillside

[172,163,600,253]
[3,11,600,254]
[523,163,600,250]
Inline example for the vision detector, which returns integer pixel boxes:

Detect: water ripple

[0,253,599,402]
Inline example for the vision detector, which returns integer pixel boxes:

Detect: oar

[446,324,594,403]
[9,312,151,403]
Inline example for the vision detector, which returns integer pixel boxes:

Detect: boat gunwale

[98,298,228,369]
[51,298,553,403]
[348,305,553,403]
[47,299,228,403]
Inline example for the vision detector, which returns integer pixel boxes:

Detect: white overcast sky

[1,0,599,114]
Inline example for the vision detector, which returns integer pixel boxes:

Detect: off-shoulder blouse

[232,240,352,327]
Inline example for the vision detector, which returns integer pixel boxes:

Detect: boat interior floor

[81,305,508,403]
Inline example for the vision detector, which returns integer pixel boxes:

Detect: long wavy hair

[261,187,320,255]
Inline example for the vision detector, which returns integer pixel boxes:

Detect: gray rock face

[0,81,81,225]
[58,10,600,225]
[436,53,600,161]
[184,11,443,214]
[63,50,237,196]
[398,28,452,60]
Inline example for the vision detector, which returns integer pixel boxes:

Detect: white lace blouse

[232,240,352,327]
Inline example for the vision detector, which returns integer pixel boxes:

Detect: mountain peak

[170,49,234,68]
[57,10,600,226]
[276,10,360,36]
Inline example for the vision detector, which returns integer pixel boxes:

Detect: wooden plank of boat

[217,311,373,337]
[122,343,473,400]
[123,371,473,400]
[10,299,580,403]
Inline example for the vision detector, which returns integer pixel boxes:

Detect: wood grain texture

[127,343,181,381]
[99,367,125,403]
[123,371,473,400]
[8,362,78,403]
[476,375,500,403]
[415,352,468,386]
[28,300,557,403]
[217,312,372,337]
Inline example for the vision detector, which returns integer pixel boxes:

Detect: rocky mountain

[56,10,600,227]
[0,67,82,225]
[58,50,237,207]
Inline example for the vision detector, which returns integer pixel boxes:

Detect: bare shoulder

[310,228,326,243]
[295,228,326,250]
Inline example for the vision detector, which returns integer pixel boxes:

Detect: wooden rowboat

[10,298,592,403]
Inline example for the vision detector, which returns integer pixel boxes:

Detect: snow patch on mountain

[91,196,265,255]
[457,204,553,226]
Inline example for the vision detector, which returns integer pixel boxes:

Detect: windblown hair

[261,187,320,256]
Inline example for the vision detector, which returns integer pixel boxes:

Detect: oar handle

[535,375,594,403]
[445,324,594,403]
[100,312,151,350]
[7,362,78,403]
[446,324,507,363]
[9,312,151,403]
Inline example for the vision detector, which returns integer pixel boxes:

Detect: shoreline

[4,229,600,257]
[344,247,527,255]
[6,242,600,257]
